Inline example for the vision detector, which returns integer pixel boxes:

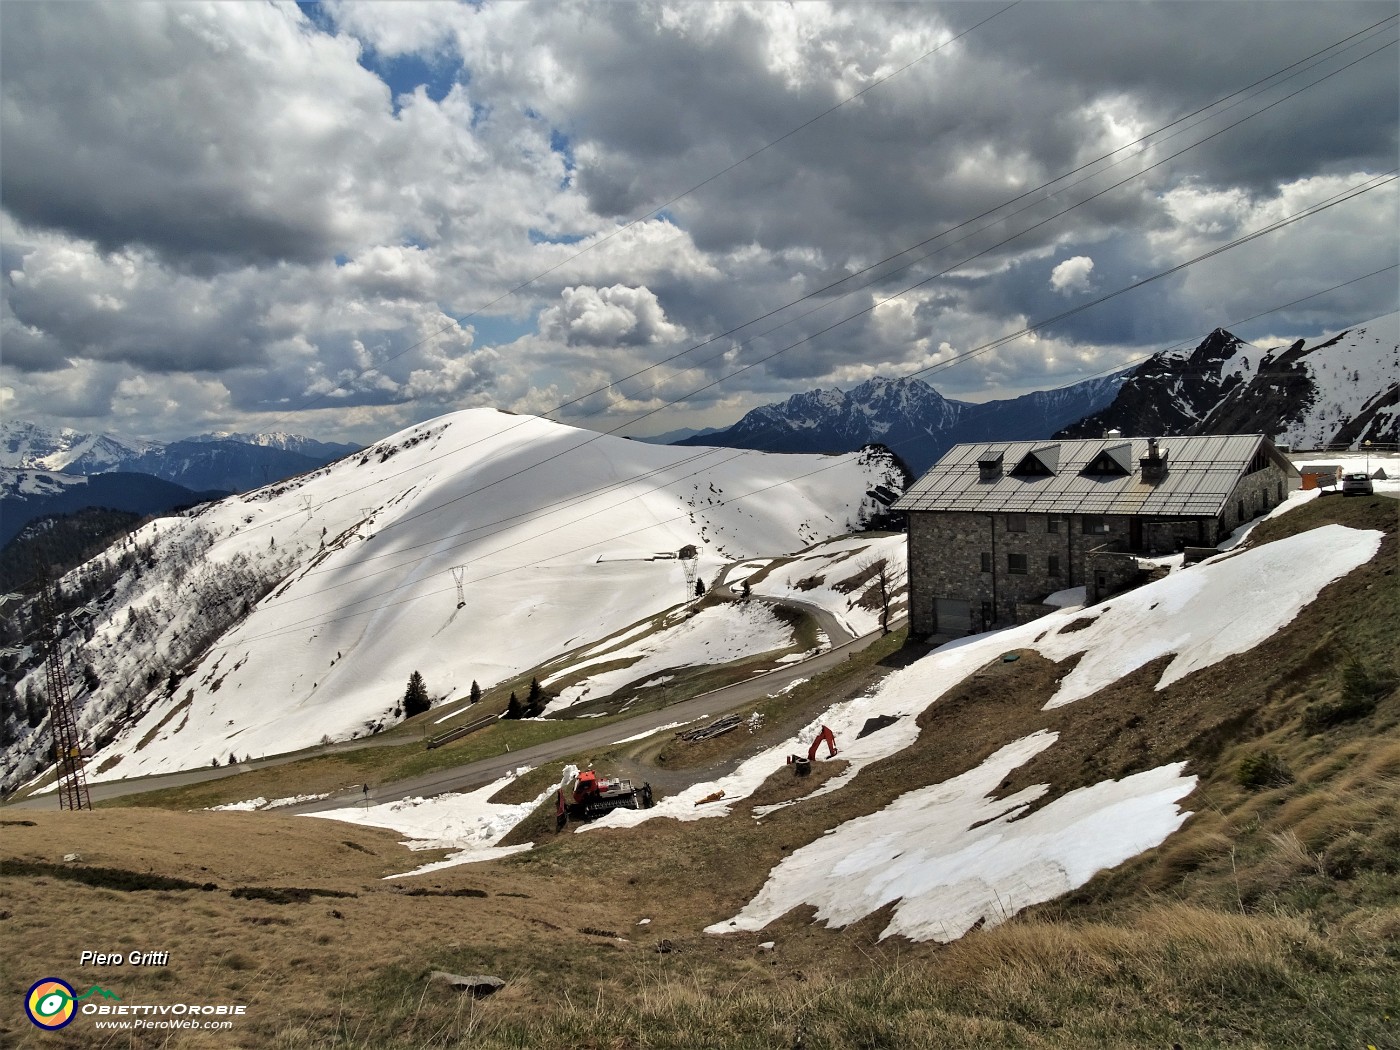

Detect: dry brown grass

[4,498,1397,1048]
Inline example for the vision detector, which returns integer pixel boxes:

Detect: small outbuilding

[1297,464,1343,490]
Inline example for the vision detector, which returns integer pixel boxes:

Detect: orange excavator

[807,725,838,760]
[788,725,838,775]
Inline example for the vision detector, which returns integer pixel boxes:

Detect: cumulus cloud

[539,285,685,347]
[1050,256,1095,295]
[0,0,1395,441]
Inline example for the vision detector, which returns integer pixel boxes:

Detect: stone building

[893,434,1298,636]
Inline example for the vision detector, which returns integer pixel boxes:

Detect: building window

[1048,554,1061,577]
[1008,553,1028,575]
[980,552,992,573]
[1238,500,1245,523]
[1277,482,1283,502]
[1006,514,1027,533]
[1082,516,1109,535]
[980,601,993,629]
[1046,516,1061,534]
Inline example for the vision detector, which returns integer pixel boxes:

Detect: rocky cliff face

[1061,313,1399,447]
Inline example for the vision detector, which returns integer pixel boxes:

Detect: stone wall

[1086,548,1144,603]
[1225,462,1292,534]
[908,510,1141,631]
[903,451,1296,636]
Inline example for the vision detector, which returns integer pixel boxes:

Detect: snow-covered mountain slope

[677,373,1127,473]
[1,409,904,789]
[190,431,362,459]
[1062,312,1400,447]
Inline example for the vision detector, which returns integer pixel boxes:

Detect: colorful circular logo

[26,978,76,1030]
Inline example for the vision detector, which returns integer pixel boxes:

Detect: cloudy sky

[2,1,1396,444]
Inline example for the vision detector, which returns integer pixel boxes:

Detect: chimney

[1140,437,1168,483]
[1105,428,1123,439]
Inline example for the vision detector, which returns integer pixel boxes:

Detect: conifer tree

[505,691,523,720]
[470,680,482,705]
[403,670,431,718]
[526,677,547,717]
[403,669,428,722]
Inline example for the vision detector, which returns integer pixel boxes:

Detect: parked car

[1341,472,1374,496]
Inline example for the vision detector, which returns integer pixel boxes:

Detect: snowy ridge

[678,373,1127,472]
[2,409,901,789]
[1065,312,1400,446]
[0,421,153,474]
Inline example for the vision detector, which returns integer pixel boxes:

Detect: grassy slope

[3,497,1396,1049]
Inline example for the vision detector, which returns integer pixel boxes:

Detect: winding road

[6,572,901,813]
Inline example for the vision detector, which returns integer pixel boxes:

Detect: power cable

[288,2,1022,415]
[355,39,1399,539]
[230,178,1397,636]
[231,13,1399,540]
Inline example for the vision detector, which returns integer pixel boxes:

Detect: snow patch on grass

[708,731,1195,942]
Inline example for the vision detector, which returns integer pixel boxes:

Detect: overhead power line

[225,20,1399,547]
[336,39,1400,540]
[230,175,1397,638]
[290,1,1022,415]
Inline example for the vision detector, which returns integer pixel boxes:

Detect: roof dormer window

[1010,444,1060,477]
[1082,443,1133,477]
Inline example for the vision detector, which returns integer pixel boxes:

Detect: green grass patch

[657,626,910,770]
[100,715,629,811]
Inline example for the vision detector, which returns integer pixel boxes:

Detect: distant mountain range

[671,314,1399,471]
[0,468,227,548]
[1060,312,1399,447]
[0,422,360,494]
[676,372,1130,473]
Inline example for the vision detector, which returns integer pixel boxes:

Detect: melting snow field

[740,533,908,637]
[544,602,795,712]
[304,771,550,878]
[585,522,1381,940]
[1038,522,1383,708]
[706,731,1196,942]
[300,516,1382,942]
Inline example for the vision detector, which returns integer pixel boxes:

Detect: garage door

[933,598,972,634]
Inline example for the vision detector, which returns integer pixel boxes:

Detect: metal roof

[892,434,1296,517]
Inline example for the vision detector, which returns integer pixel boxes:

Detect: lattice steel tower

[36,578,92,811]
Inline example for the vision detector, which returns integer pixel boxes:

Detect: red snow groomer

[788,725,838,776]
[557,768,655,826]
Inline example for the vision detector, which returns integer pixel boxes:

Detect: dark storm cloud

[0,2,392,268]
[2,0,1394,441]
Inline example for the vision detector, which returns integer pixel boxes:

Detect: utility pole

[36,574,92,811]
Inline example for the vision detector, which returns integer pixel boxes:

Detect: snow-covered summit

[1064,312,1399,446]
[2,408,903,789]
